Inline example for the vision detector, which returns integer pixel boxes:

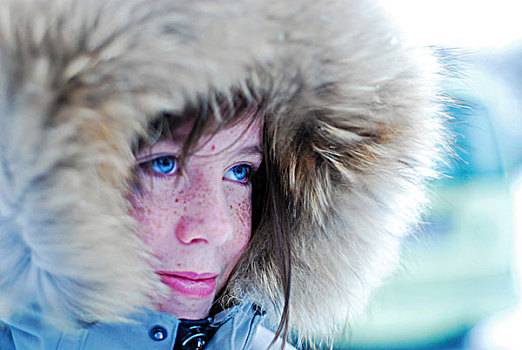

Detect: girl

[0,0,444,349]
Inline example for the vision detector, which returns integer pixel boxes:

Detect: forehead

[157,117,263,157]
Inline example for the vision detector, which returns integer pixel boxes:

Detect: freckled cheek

[223,191,253,260]
[216,196,251,291]
[128,181,184,244]
[233,198,252,236]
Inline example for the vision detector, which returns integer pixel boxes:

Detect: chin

[159,298,213,320]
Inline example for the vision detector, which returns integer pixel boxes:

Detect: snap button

[252,303,266,316]
[149,326,168,341]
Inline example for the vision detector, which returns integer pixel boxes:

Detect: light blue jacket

[0,303,278,350]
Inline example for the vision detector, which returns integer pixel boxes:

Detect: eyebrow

[236,145,263,157]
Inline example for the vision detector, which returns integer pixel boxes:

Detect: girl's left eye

[223,164,252,183]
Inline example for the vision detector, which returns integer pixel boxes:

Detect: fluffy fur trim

[0,0,444,342]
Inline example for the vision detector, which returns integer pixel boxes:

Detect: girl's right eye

[140,155,178,176]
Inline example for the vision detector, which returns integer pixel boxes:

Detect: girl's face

[131,118,263,320]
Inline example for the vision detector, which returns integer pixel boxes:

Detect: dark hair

[131,91,292,347]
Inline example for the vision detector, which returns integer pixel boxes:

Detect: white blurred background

[336,1,522,349]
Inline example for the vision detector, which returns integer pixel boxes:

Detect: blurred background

[335,1,522,349]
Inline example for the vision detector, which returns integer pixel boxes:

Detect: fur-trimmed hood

[0,0,443,344]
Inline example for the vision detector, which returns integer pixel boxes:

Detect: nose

[174,179,234,246]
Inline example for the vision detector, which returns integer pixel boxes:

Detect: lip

[157,271,218,298]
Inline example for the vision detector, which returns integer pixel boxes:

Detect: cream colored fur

[0,0,444,344]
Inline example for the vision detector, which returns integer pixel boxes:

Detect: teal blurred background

[332,3,522,348]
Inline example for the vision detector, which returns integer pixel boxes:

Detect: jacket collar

[1,302,265,350]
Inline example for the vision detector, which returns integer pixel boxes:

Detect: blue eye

[224,164,251,183]
[147,155,178,175]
